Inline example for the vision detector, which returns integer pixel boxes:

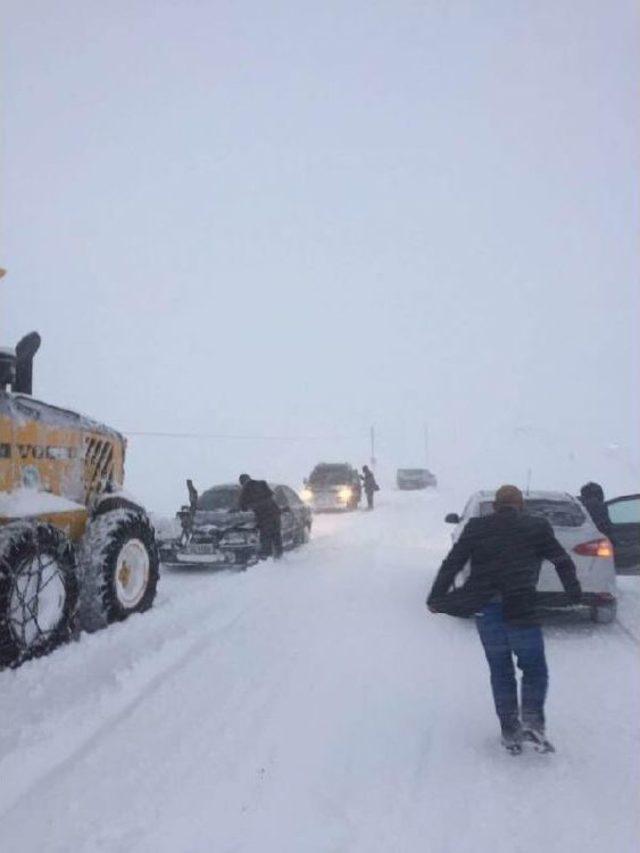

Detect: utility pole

[525,468,532,495]
[370,425,376,470]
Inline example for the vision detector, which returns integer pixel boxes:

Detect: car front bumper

[308,493,355,511]
[159,544,258,569]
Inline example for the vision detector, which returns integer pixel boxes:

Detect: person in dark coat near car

[427,485,582,753]
[361,465,379,510]
[237,474,283,560]
[579,482,612,538]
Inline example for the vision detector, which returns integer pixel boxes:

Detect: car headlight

[338,487,353,501]
[300,488,313,502]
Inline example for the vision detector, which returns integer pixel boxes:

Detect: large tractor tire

[0,521,79,668]
[78,509,159,632]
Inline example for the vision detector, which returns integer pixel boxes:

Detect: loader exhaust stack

[14,331,41,395]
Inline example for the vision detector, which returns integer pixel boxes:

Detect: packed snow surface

[1,490,638,852]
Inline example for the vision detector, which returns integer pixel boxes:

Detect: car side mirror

[445,513,461,524]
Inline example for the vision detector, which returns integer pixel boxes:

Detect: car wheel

[296,523,310,546]
[590,602,617,624]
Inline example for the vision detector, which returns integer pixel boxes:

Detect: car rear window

[479,499,586,527]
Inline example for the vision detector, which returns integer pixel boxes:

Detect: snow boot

[500,724,523,755]
[522,726,555,753]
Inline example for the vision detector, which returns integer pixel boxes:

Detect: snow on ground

[1,490,638,853]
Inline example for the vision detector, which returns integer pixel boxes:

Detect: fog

[2,0,638,513]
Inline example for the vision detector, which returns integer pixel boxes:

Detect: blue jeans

[475,601,548,733]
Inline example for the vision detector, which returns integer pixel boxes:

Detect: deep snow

[1,490,638,853]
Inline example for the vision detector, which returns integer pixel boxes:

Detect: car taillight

[573,538,614,558]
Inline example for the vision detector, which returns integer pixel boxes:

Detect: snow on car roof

[204,483,240,490]
[475,489,578,502]
[202,482,285,491]
[313,463,353,470]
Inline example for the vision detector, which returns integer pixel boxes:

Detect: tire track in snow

[614,617,640,647]
[0,600,255,822]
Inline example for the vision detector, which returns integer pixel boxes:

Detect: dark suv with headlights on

[301,463,362,512]
[160,481,312,569]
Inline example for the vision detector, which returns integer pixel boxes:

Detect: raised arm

[237,483,250,511]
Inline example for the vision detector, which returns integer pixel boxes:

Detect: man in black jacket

[579,482,612,538]
[427,485,582,752]
[237,474,283,560]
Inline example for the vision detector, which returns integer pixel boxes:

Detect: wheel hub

[114,539,150,610]
[118,561,132,589]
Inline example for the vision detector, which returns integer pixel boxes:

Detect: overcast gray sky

[2,0,638,512]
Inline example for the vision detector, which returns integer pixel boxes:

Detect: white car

[444,490,617,623]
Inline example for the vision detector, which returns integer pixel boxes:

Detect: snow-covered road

[1,490,639,853]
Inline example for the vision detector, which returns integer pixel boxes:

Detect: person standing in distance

[237,474,283,560]
[427,485,582,753]
[361,465,379,510]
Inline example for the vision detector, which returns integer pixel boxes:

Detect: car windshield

[309,468,352,485]
[197,487,239,511]
[399,469,426,476]
[479,499,586,527]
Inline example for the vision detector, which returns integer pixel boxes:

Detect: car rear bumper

[615,561,640,576]
[535,591,617,609]
[539,557,617,597]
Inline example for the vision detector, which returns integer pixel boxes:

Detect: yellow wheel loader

[0,322,159,668]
